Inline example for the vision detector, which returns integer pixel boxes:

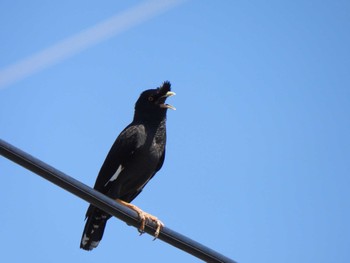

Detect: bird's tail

[80,206,110,251]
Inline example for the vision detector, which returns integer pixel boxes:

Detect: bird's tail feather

[80,207,109,251]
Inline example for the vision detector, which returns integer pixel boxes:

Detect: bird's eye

[148,96,154,102]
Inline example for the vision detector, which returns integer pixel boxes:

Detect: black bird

[80,81,175,251]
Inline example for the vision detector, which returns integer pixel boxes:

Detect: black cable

[0,138,237,263]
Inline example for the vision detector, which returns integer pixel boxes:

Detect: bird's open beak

[159,91,176,110]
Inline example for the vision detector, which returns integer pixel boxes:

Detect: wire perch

[0,138,237,263]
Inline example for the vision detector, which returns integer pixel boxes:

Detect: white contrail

[0,0,185,89]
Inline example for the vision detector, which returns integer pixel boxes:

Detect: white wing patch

[104,164,124,186]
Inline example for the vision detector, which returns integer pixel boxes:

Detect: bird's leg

[116,199,164,239]
[116,199,147,234]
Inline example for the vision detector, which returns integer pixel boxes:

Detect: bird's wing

[93,124,146,193]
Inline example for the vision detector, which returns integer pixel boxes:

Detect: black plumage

[80,81,175,251]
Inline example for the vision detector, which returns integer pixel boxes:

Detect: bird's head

[134,81,176,120]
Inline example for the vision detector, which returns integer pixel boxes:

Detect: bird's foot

[116,199,164,239]
[140,211,164,240]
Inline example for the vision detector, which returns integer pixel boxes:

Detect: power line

[0,139,237,263]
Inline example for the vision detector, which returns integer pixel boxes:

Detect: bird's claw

[136,211,164,239]
[147,215,164,240]
[137,211,146,235]
[116,199,164,239]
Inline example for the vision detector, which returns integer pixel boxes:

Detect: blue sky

[1,1,350,262]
